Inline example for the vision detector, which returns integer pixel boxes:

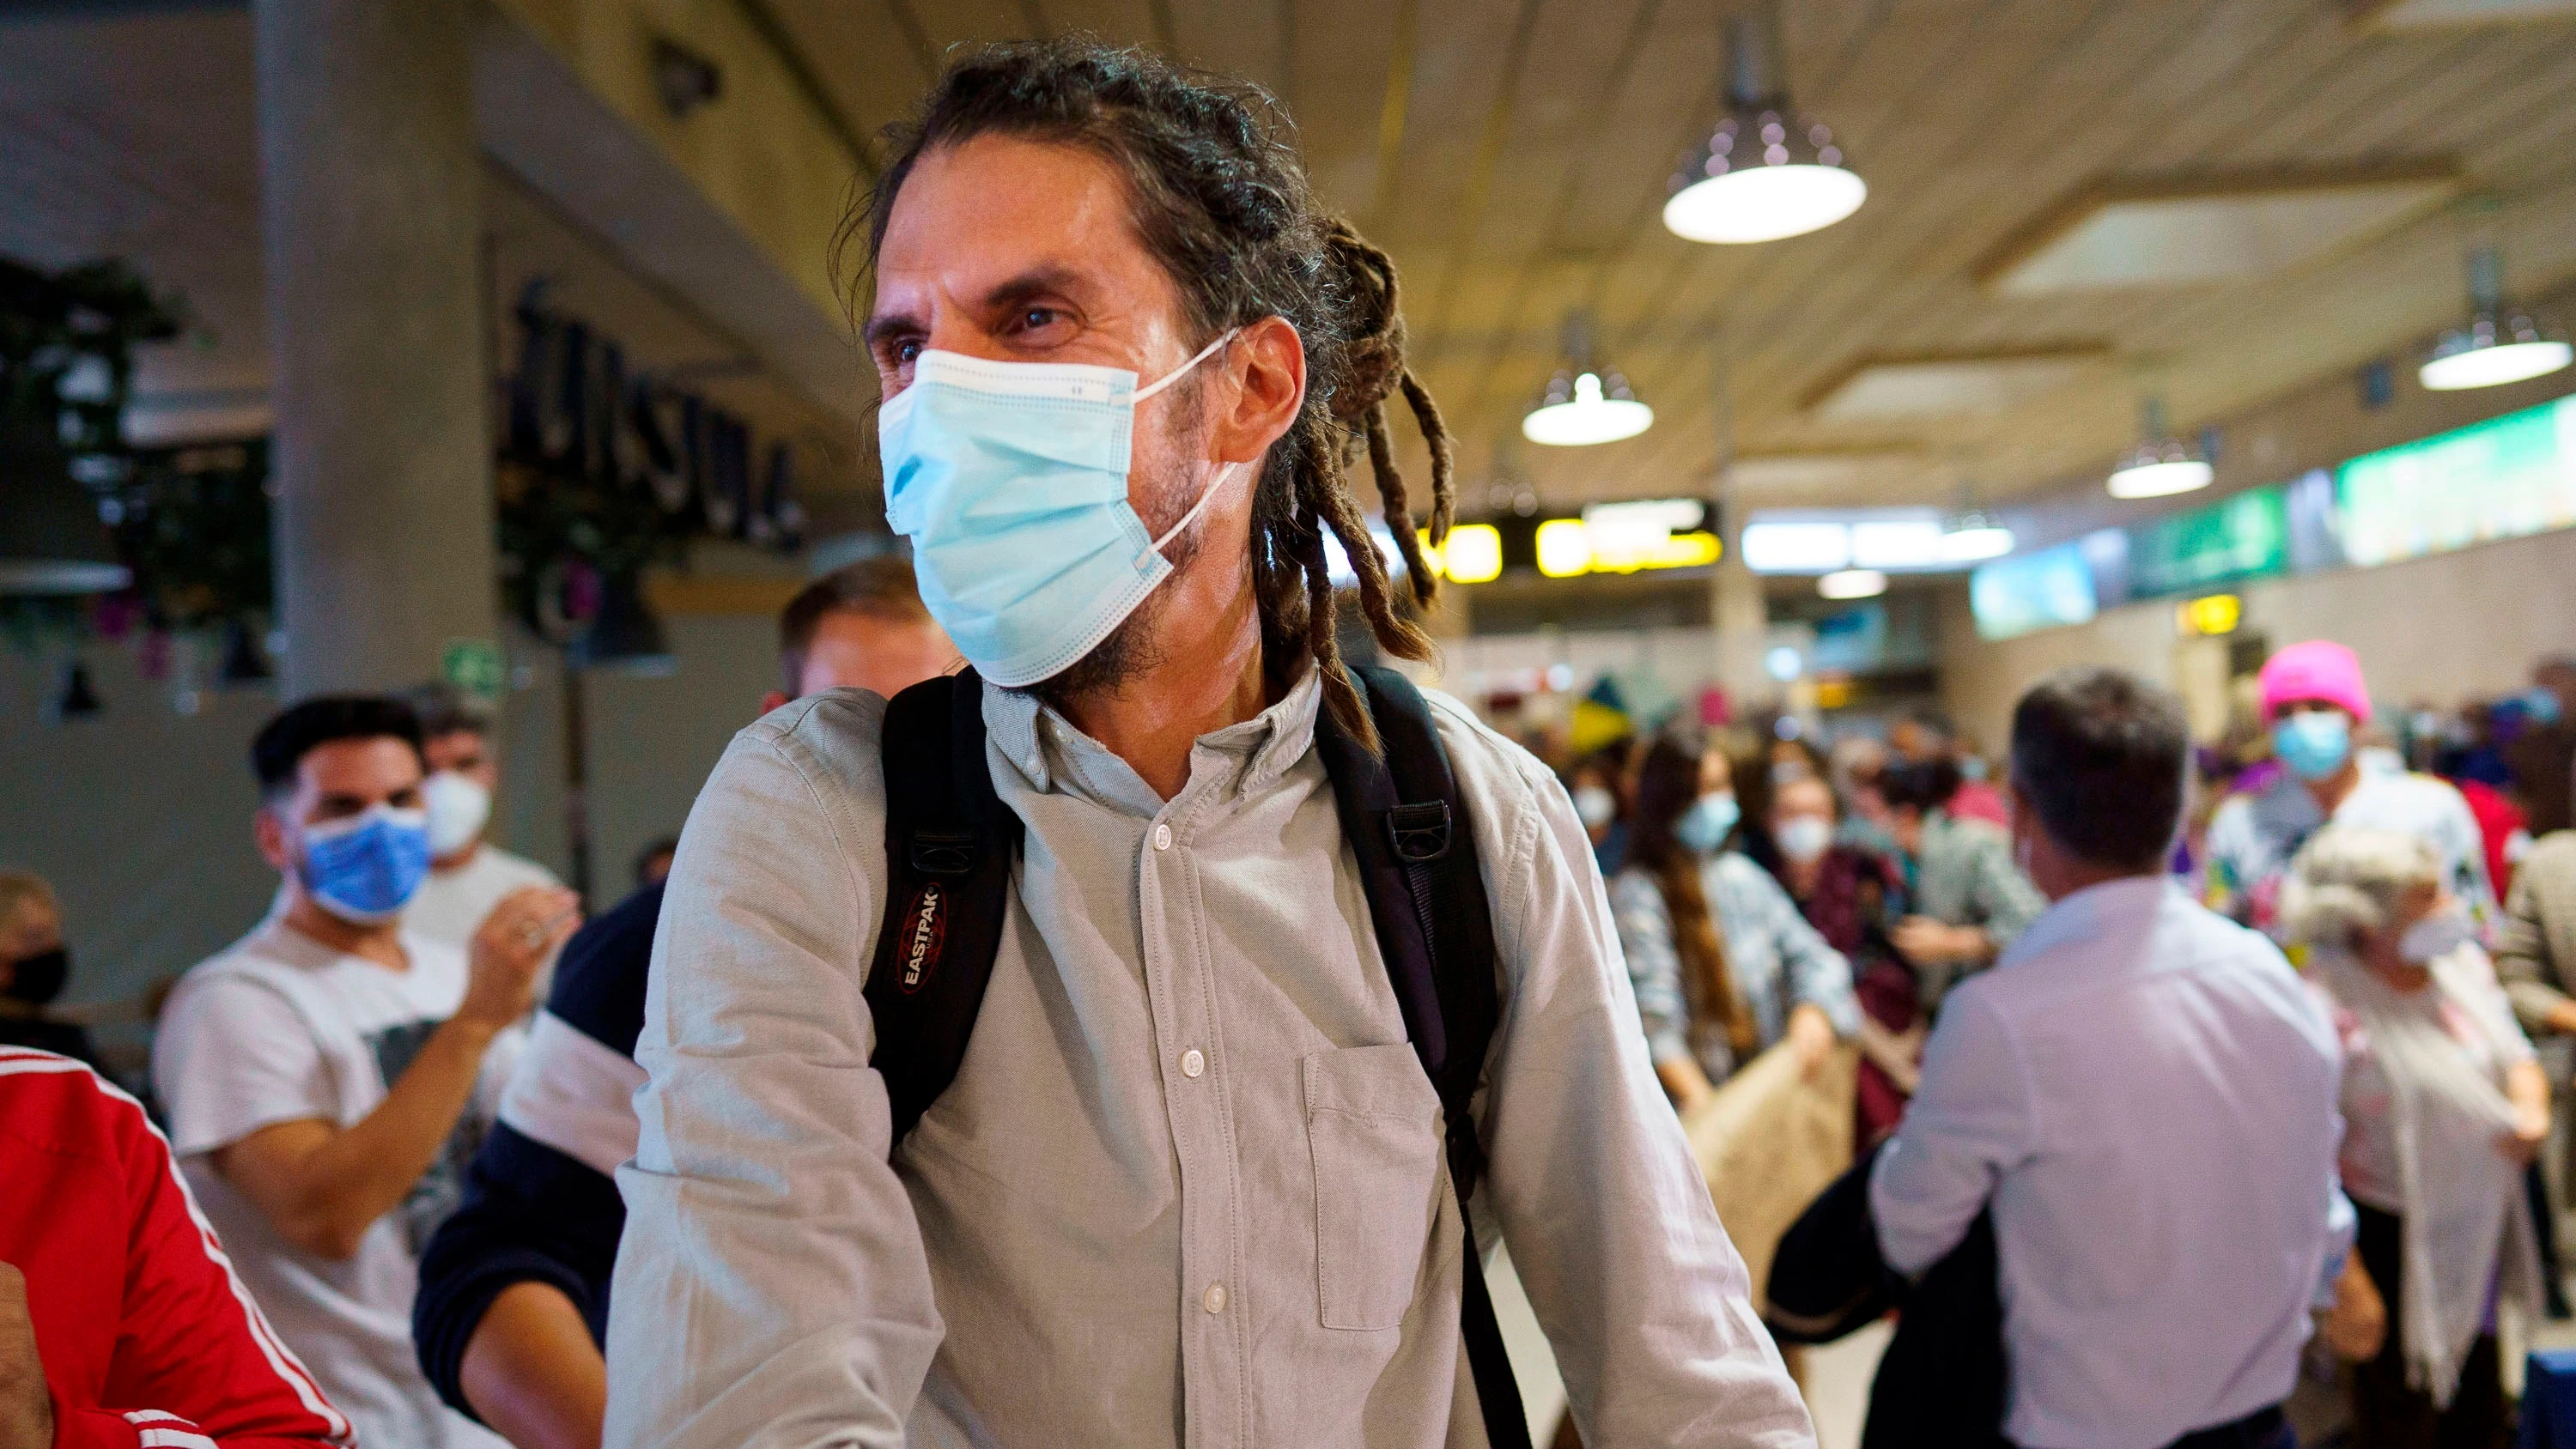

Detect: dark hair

[2009,666,2190,871]
[1878,758,1962,815]
[778,555,933,695]
[1626,734,1754,1059]
[400,681,493,742]
[852,38,1454,749]
[252,696,425,799]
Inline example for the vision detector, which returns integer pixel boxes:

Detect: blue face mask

[879,331,1242,688]
[2272,711,2353,782]
[300,804,432,925]
[2524,688,2565,727]
[1675,791,1740,856]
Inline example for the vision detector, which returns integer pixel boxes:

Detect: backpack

[863,664,1532,1449]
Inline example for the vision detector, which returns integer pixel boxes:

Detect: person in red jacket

[0,1046,349,1449]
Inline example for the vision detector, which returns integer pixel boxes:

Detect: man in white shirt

[153,695,579,1449]
[404,684,563,949]
[1872,666,2347,1449]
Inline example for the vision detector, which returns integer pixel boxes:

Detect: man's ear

[254,803,294,873]
[1212,314,1305,466]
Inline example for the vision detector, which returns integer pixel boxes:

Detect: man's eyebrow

[866,267,1089,347]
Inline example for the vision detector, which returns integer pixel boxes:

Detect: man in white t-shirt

[403,683,563,949]
[154,694,579,1449]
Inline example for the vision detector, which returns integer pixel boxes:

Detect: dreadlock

[849,37,1455,749]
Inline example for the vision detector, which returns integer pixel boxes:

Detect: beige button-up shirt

[605,671,1809,1449]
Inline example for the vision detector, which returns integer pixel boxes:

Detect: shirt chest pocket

[1302,1043,1445,1331]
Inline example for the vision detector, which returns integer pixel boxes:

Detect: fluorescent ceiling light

[1742,521,1852,573]
[1980,167,2458,294]
[2364,0,2576,28]
[2421,338,2574,391]
[1849,518,1947,570]
[1806,350,2105,423]
[1818,568,1887,600]
[1522,370,1654,446]
[1938,524,2016,563]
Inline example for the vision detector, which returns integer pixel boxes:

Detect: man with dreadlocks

[605,37,1810,1449]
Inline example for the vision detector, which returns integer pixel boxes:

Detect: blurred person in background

[629,837,678,891]
[412,558,957,1449]
[1,1047,351,1449]
[2499,829,2576,1051]
[403,685,564,952]
[1830,734,1901,858]
[1890,705,2010,828]
[1880,757,2046,1013]
[151,697,578,1449]
[1874,667,2347,1449]
[0,872,96,1068]
[2208,641,2494,940]
[762,554,958,708]
[2285,828,2546,1449]
[1759,773,1919,1143]
[1613,732,1860,1116]
[1563,749,1631,877]
[2506,656,2576,838]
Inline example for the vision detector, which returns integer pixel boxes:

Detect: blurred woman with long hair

[1611,731,1861,1114]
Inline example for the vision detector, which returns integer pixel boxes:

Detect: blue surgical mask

[880,331,1241,688]
[2524,688,2565,727]
[2272,711,2352,782]
[300,804,432,925]
[1675,791,1740,856]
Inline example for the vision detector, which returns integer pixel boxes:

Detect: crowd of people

[4,33,2576,1449]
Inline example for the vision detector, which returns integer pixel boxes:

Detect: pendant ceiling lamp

[2106,397,2213,500]
[1938,487,2014,563]
[2421,244,2572,392]
[1664,2,1865,245]
[1522,314,1654,447]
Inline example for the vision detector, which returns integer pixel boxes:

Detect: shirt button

[1202,1282,1228,1313]
[1180,1048,1206,1079]
[1153,823,1173,851]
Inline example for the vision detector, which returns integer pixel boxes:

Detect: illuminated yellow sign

[1535,519,1723,579]
[2176,593,2242,637]
[1419,523,1502,584]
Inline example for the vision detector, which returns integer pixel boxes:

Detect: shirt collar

[1996,874,2178,969]
[979,666,1324,809]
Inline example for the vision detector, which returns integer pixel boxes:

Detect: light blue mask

[1675,791,1740,856]
[2524,688,2565,727]
[300,803,432,925]
[2272,711,2352,782]
[879,332,1240,688]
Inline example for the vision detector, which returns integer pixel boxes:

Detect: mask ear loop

[1133,328,1240,403]
[1145,462,1245,561]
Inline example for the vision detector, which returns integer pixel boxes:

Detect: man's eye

[1018,307,1059,331]
[892,338,923,365]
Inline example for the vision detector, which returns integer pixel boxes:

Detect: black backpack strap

[1313,664,1528,1449]
[866,668,1022,1147]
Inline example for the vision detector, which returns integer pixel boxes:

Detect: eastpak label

[896,881,946,993]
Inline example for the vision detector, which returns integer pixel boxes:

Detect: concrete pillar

[256,0,496,699]
[1710,555,1771,716]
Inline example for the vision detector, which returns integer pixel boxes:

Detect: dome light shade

[1522,369,1654,446]
[2107,397,2212,500]
[1818,567,1886,600]
[1664,115,1868,245]
[2107,455,2215,500]
[2421,325,2573,391]
[1938,523,2015,562]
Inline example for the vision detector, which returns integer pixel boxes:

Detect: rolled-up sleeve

[603,696,942,1449]
[1870,985,2034,1275]
[1453,713,1813,1448]
[1607,870,1693,1065]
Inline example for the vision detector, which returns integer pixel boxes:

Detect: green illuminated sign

[2124,485,2288,600]
[2336,395,2576,566]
